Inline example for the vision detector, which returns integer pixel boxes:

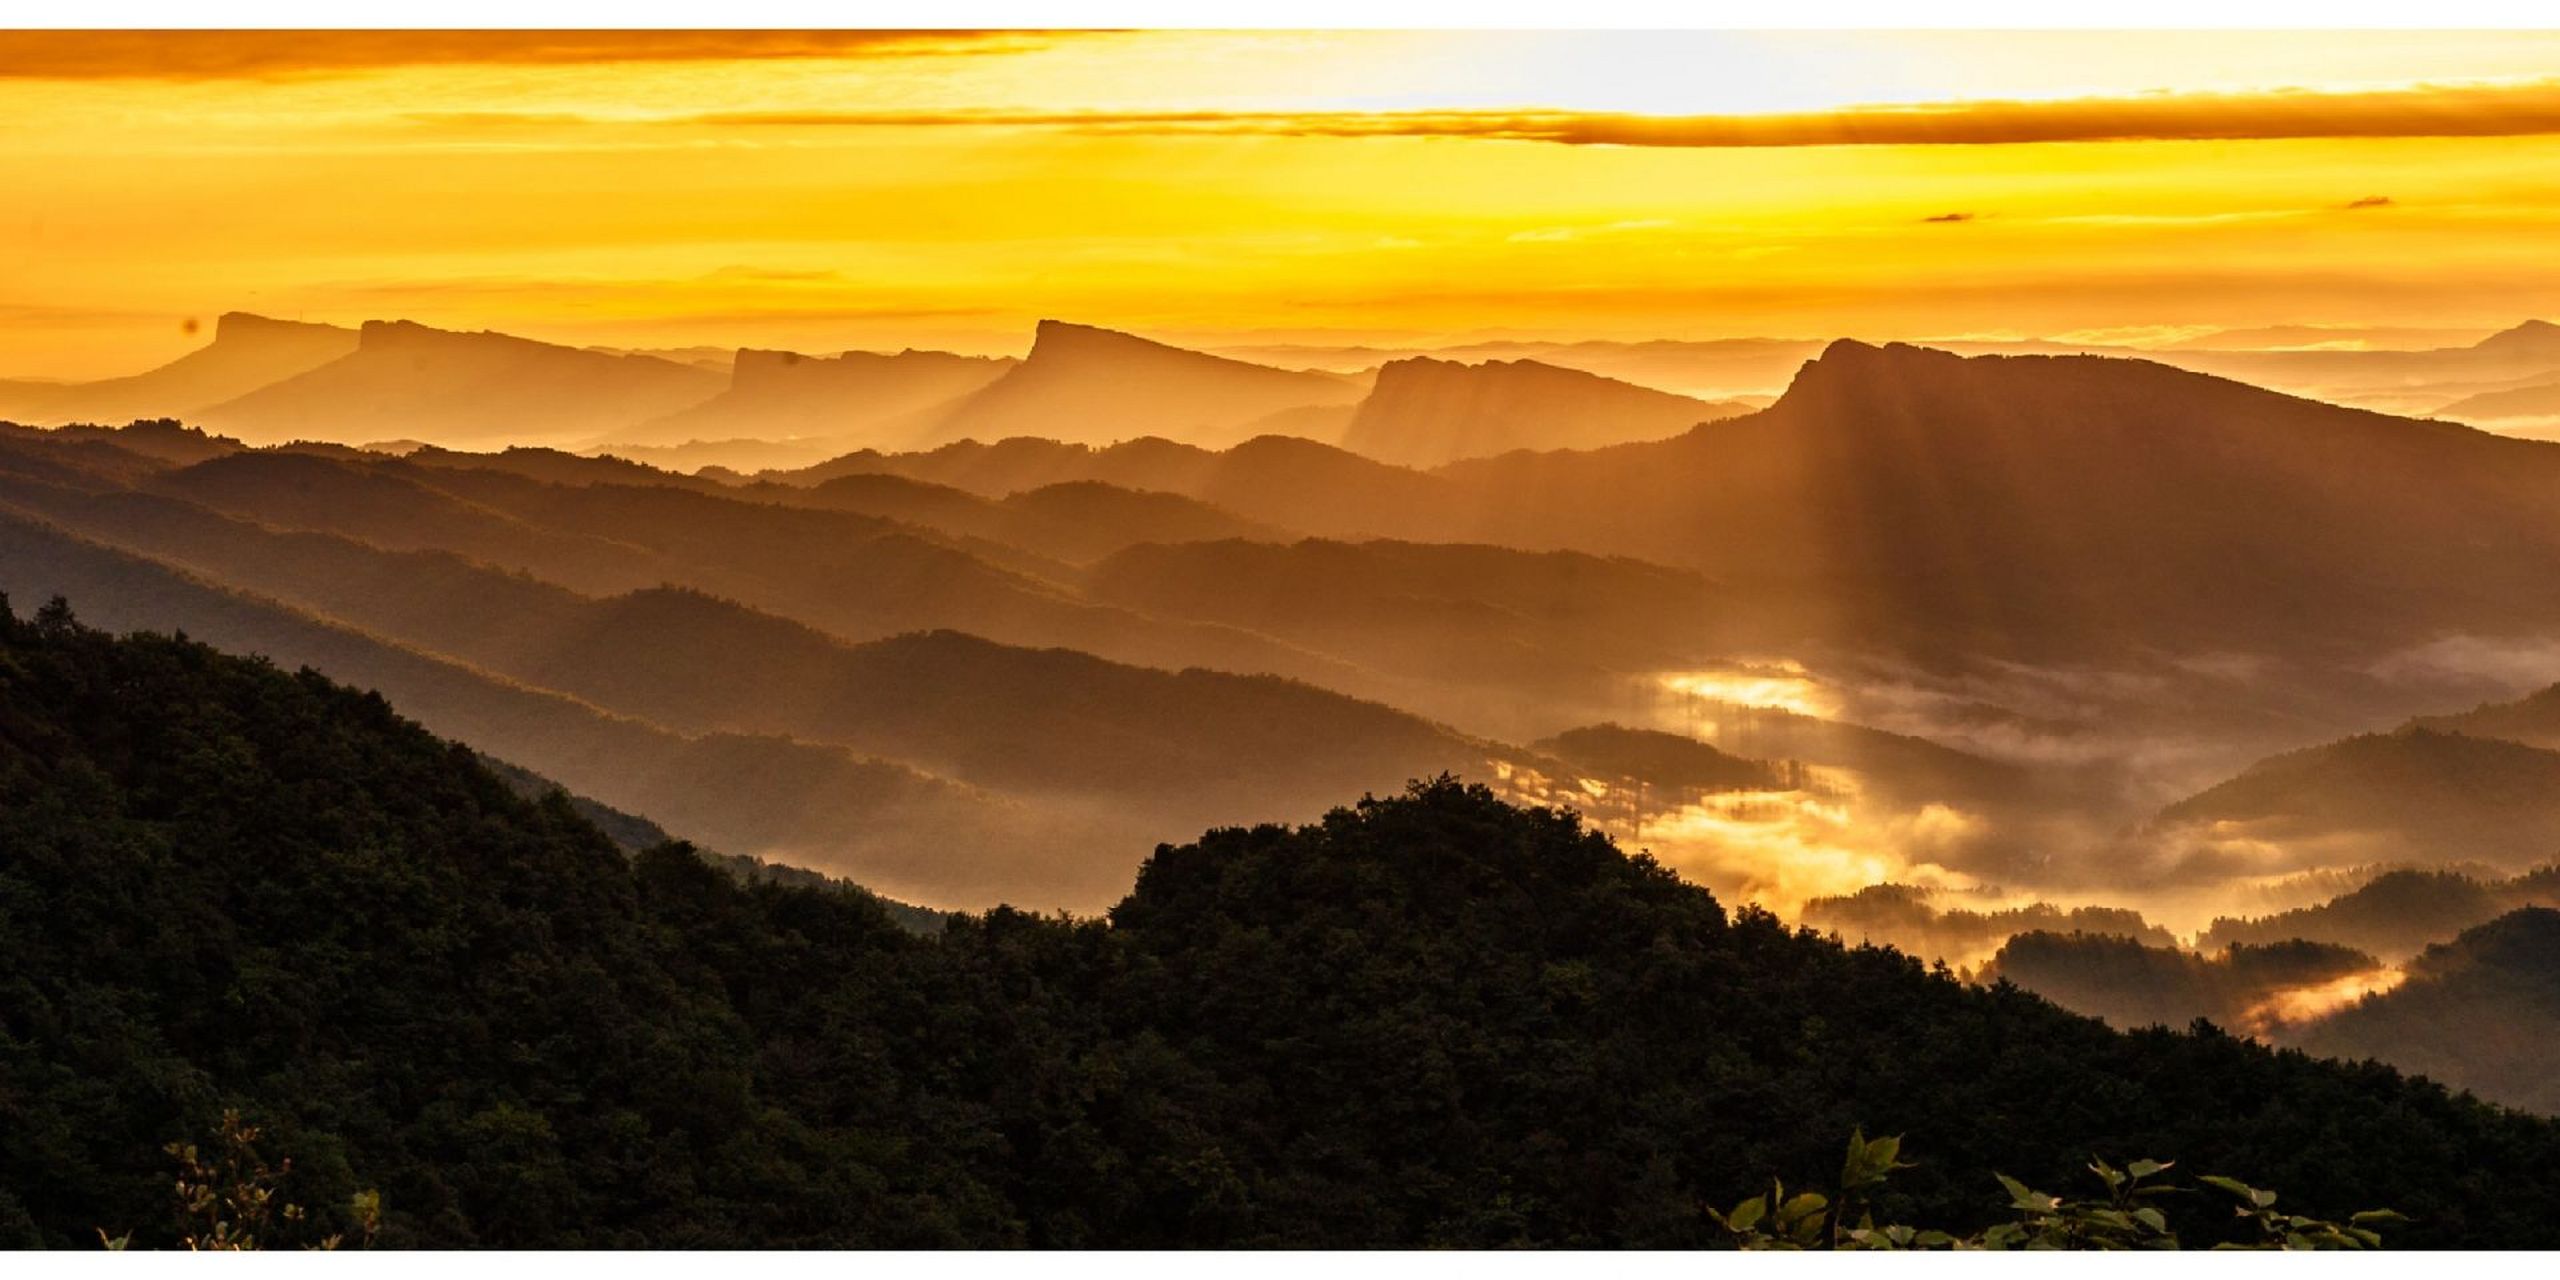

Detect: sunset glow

[11,28,2560,377]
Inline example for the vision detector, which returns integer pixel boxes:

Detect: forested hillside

[6,599,2559,1248]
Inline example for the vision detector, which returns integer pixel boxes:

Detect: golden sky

[7,29,2560,377]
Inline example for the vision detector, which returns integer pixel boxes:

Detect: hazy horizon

[12,28,2560,378]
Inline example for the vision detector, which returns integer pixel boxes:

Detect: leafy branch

[1711,1131,2401,1250]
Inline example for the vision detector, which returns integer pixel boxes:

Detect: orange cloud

[673,78,2560,147]
[0,30,1048,81]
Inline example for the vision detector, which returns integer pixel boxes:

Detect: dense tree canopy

[5,596,2559,1248]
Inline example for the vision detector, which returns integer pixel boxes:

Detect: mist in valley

[17,314,2560,1125]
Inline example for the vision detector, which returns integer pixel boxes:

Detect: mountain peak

[1025,319,1196,364]
[1774,338,1969,407]
[2471,318,2560,358]
[212,312,349,343]
[356,318,519,353]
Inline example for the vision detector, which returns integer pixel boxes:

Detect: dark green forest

[6,596,2560,1248]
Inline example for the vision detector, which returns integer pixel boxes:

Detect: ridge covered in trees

[5,599,2560,1248]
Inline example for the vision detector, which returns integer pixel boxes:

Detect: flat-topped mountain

[196,319,725,446]
[912,321,1364,449]
[0,312,357,425]
[1339,355,1747,466]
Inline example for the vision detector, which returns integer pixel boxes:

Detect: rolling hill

[768,432,1458,540]
[0,511,1122,906]
[776,472,1288,564]
[1082,537,1727,693]
[2154,728,2560,871]
[5,635,2555,1246]
[0,475,1528,901]
[1980,931,2383,1034]
[2409,680,2560,750]
[2287,907,2560,1114]
[2198,867,2560,961]
[2438,376,2560,423]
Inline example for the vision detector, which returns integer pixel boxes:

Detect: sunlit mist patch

[1633,790,1987,917]
[2236,964,2406,1037]
[1656,659,1835,719]
[1509,751,1993,918]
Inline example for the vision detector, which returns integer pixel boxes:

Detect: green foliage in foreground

[6,596,2560,1248]
[1714,1131,2404,1250]
[98,1111,380,1252]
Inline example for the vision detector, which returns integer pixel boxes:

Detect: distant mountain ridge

[197,319,727,446]
[1339,355,1747,467]
[2155,727,2560,871]
[1426,340,2560,660]
[910,320,1365,449]
[2289,906,2560,1114]
[0,312,357,425]
[620,346,1015,449]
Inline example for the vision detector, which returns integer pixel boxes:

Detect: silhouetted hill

[2466,318,2560,362]
[0,486,1508,897]
[1215,334,1827,400]
[7,632,2557,1246]
[467,752,950,934]
[1628,702,2031,811]
[2288,907,2560,1114]
[0,313,357,425]
[2410,681,2560,750]
[0,423,176,489]
[0,517,1136,907]
[913,321,1362,448]
[774,433,1456,540]
[1801,884,2172,969]
[2156,728,2560,870]
[1084,537,1725,688]
[1433,342,2560,661]
[1982,932,2383,1034]
[197,319,724,446]
[1531,723,1792,795]
[23,417,243,467]
[146,450,661,593]
[780,473,1285,563]
[2438,376,2560,422]
[2199,867,2560,960]
[779,469,997,523]
[994,481,1283,561]
[1340,355,1742,467]
[128,449,1353,685]
[623,346,1012,448]
[399,443,726,492]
